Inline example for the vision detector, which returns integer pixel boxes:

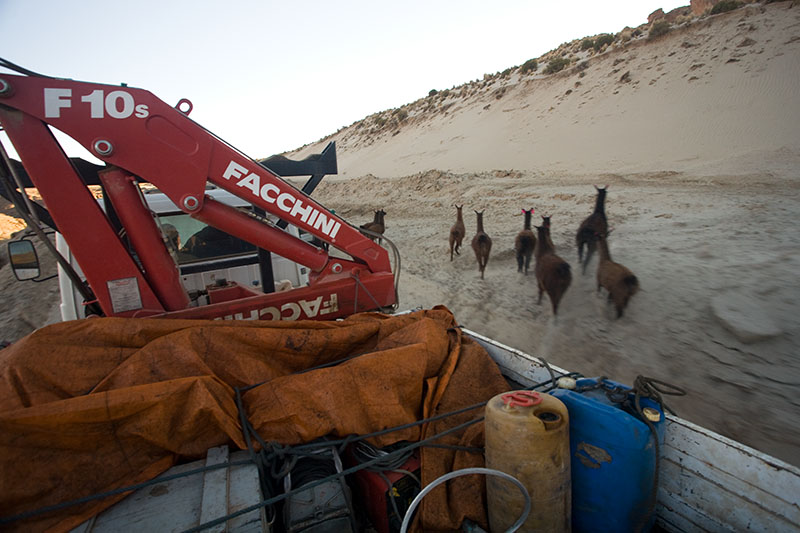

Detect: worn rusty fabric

[0,307,509,532]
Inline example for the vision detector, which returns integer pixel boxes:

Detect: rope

[0,460,253,526]
[0,57,54,78]
[630,376,686,533]
[351,270,383,313]
[181,416,485,533]
[572,375,686,533]
[235,387,278,523]
[0,359,564,528]
[352,440,420,524]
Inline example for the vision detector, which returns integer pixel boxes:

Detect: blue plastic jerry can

[551,378,665,533]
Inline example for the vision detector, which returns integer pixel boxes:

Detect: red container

[347,450,420,533]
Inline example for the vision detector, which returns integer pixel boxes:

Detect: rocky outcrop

[691,0,719,15]
[648,8,666,23]
[665,6,693,22]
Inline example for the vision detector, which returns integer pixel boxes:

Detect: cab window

[159,214,256,265]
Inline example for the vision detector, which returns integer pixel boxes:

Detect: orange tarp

[0,307,510,532]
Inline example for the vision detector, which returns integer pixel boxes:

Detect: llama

[576,185,609,274]
[449,205,466,261]
[541,215,554,250]
[471,210,492,279]
[535,225,572,315]
[515,208,537,274]
[596,233,639,318]
[360,209,386,244]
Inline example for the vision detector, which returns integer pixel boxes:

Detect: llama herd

[358,186,638,319]
[449,186,639,319]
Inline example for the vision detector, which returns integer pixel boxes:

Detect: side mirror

[8,240,40,281]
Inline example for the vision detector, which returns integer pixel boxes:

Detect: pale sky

[0,0,687,160]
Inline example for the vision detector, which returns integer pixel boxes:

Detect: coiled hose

[399,467,530,533]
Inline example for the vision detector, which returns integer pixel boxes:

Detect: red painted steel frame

[0,73,396,319]
[100,168,190,311]
[191,196,328,272]
[0,74,390,273]
[0,107,166,316]
[155,272,395,321]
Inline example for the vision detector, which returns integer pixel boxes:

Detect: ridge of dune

[289,2,800,179]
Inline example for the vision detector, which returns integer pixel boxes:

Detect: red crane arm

[0,73,396,320]
[0,74,390,273]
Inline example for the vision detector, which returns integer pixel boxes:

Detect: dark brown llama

[535,225,572,315]
[515,208,537,274]
[576,185,609,274]
[449,205,466,261]
[541,214,555,250]
[596,233,639,318]
[360,209,386,244]
[471,210,492,279]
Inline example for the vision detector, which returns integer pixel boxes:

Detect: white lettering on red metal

[44,88,71,118]
[220,160,341,239]
[43,88,149,119]
[281,302,301,320]
[105,90,136,119]
[215,294,339,321]
[216,293,340,321]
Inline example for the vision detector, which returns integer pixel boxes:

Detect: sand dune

[292,3,800,180]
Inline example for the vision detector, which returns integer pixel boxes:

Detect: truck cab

[56,187,311,321]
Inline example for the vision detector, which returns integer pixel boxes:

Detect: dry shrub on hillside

[648,20,672,40]
[545,57,571,74]
[594,33,615,51]
[710,1,742,14]
[520,58,539,74]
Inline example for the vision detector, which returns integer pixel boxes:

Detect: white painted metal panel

[658,416,800,533]
[71,446,267,533]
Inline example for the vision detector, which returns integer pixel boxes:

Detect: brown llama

[515,208,537,274]
[535,225,572,315]
[596,233,639,318]
[471,210,492,279]
[360,209,386,244]
[541,214,555,250]
[576,185,609,274]
[449,204,466,261]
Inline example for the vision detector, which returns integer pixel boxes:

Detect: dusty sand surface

[1,3,799,465]
[304,169,800,466]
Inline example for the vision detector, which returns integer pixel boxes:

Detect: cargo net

[0,339,684,533]
[0,347,563,531]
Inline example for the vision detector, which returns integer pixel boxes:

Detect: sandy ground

[1,3,799,466]
[302,169,800,466]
